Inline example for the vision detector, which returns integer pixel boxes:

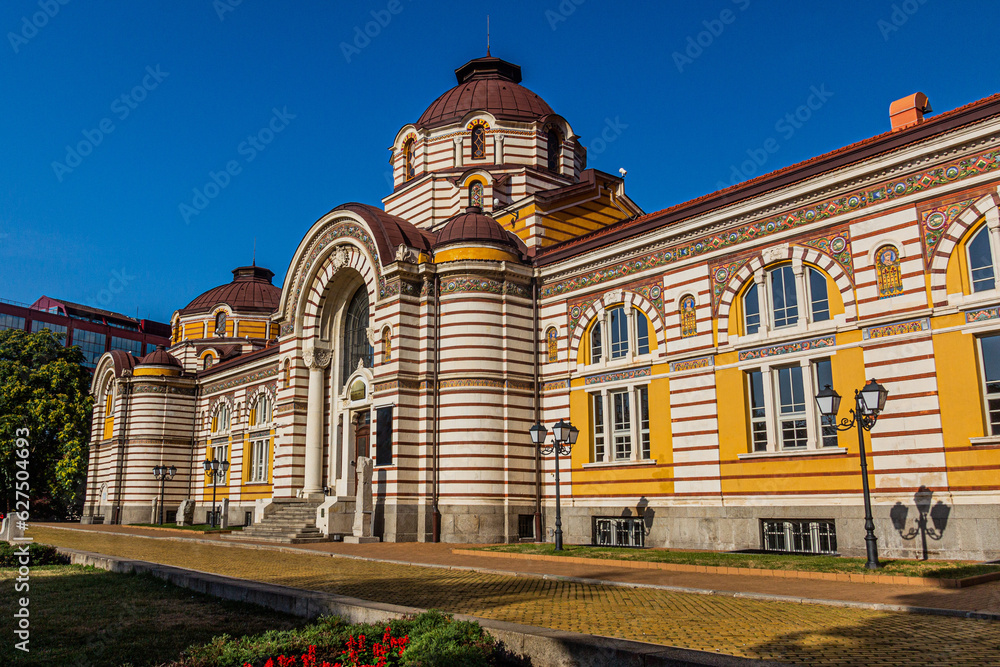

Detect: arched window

[968,226,996,292]
[742,264,832,335]
[546,128,561,173]
[471,125,486,159]
[875,245,904,298]
[211,402,231,434]
[214,311,227,337]
[103,383,115,440]
[589,305,651,364]
[342,286,373,382]
[469,181,484,208]
[403,139,415,181]
[590,320,603,364]
[680,296,697,338]
[250,392,272,427]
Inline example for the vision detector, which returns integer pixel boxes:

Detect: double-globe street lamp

[815,378,889,570]
[202,458,230,528]
[151,465,176,525]
[529,419,579,551]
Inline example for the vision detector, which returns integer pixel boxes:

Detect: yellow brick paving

[30,527,1000,666]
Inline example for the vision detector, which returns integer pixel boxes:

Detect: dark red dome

[138,345,181,368]
[416,56,554,130]
[179,266,281,315]
[435,206,518,248]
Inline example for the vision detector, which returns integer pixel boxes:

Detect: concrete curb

[36,525,1000,621]
[452,549,1000,589]
[60,547,793,667]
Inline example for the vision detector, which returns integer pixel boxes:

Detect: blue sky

[1,0,996,322]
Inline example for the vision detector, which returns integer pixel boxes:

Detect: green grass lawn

[0,565,302,666]
[474,544,1000,579]
[131,522,243,533]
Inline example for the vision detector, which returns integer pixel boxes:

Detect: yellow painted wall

[934,328,1000,490]
[238,320,267,338]
[241,430,275,501]
[945,219,984,295]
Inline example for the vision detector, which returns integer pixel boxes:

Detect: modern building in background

[82,55,1000,561]
[0,296,171,368]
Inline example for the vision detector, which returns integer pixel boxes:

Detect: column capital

[302,345,332,370]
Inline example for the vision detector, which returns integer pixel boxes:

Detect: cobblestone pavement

[30,526,1000,666]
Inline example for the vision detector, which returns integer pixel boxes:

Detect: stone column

[302,345,332,497]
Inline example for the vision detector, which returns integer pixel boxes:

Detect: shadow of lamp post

[202,457,230,528]
[529,419,579,551]
[890,486,951,560]
[815,378,889,570]
[152,465,176,525]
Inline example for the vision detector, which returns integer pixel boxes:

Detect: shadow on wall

[374,468,386,540]
[889,485,951,561]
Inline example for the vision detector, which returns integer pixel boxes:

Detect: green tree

[0,328,93,519]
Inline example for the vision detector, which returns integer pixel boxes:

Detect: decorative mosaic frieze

[921,198,975,261]
[440,277,504,295]
[633,282,665,322]
[374,379,421,393]
[438,378,533,391]
[293,222,385,303]
[966,307,1000,323]
[669,356,714,373]
[204,368,278,395]
[504,281,531,298]
[862,318,930,340]
[541,148,1000,299]
[738,335,836,362]
[541,379,570,392]
[801,229,853,278]
[584,366,651,386]
[567,281,663,335]
[568,297,599,336]
[132,384,197,396]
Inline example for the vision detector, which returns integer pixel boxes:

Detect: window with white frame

[250,392,273,427]
[211,402,231,434]
[248,437,269,483]
[744,356,839,453]
[978,334,1000,436]
[742,264,832,336]
[211,443,228,485]
[588,306,651,365]
[589,385,651,463]
[968,226,996,293]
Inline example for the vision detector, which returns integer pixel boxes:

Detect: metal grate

[592,516,645,548]
[518,514,534,540]
[761,520,837,554]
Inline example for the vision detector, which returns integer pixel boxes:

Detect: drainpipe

[431,273,442,542]
[532,276,542,542]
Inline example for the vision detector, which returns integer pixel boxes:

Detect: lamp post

[815,378,889,569]
[201,458,230,528]
[151,465,177,525]
[529,419,579,551]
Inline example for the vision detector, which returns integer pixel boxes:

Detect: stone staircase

[224,500,329,544]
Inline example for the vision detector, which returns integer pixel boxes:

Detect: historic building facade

[84,56,1000,560]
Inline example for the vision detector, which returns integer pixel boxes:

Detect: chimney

[889,92,932,131]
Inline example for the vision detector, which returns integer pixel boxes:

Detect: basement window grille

[761,520,837,554]
[592,516,645,548]
[518,514,534,540]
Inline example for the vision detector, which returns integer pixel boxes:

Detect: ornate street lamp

[202,458,230,528]
[815,378,889,569]
[151,465,177,525]
[529,419,577,551]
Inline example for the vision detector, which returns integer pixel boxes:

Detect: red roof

[180,266,281,315]
[417,56,554,130]
[138,345,181,368]
[331,202,435,264]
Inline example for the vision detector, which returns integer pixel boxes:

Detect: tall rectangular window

[609,307,629,359]
[980,335,1000,436]
[111,336,142,357]
[770,266,798,328]
[747,369,768,451]
[375,406,393,466]
[590,322,603,364]
[612,390,631,460]
[743,283,761,335]
[813,358,838,447]
[591,393,605,462]
[638,386,650,460]
[0,313,25,331]
[212,444,228,486]
[635,310,649,356]
[808,268,830,322]
[249,438,269,482]
[74,329,106,368]
[777,365,807,448]
[31,320,68,340]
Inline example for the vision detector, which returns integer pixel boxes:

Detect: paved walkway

[30,524,1000,666]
